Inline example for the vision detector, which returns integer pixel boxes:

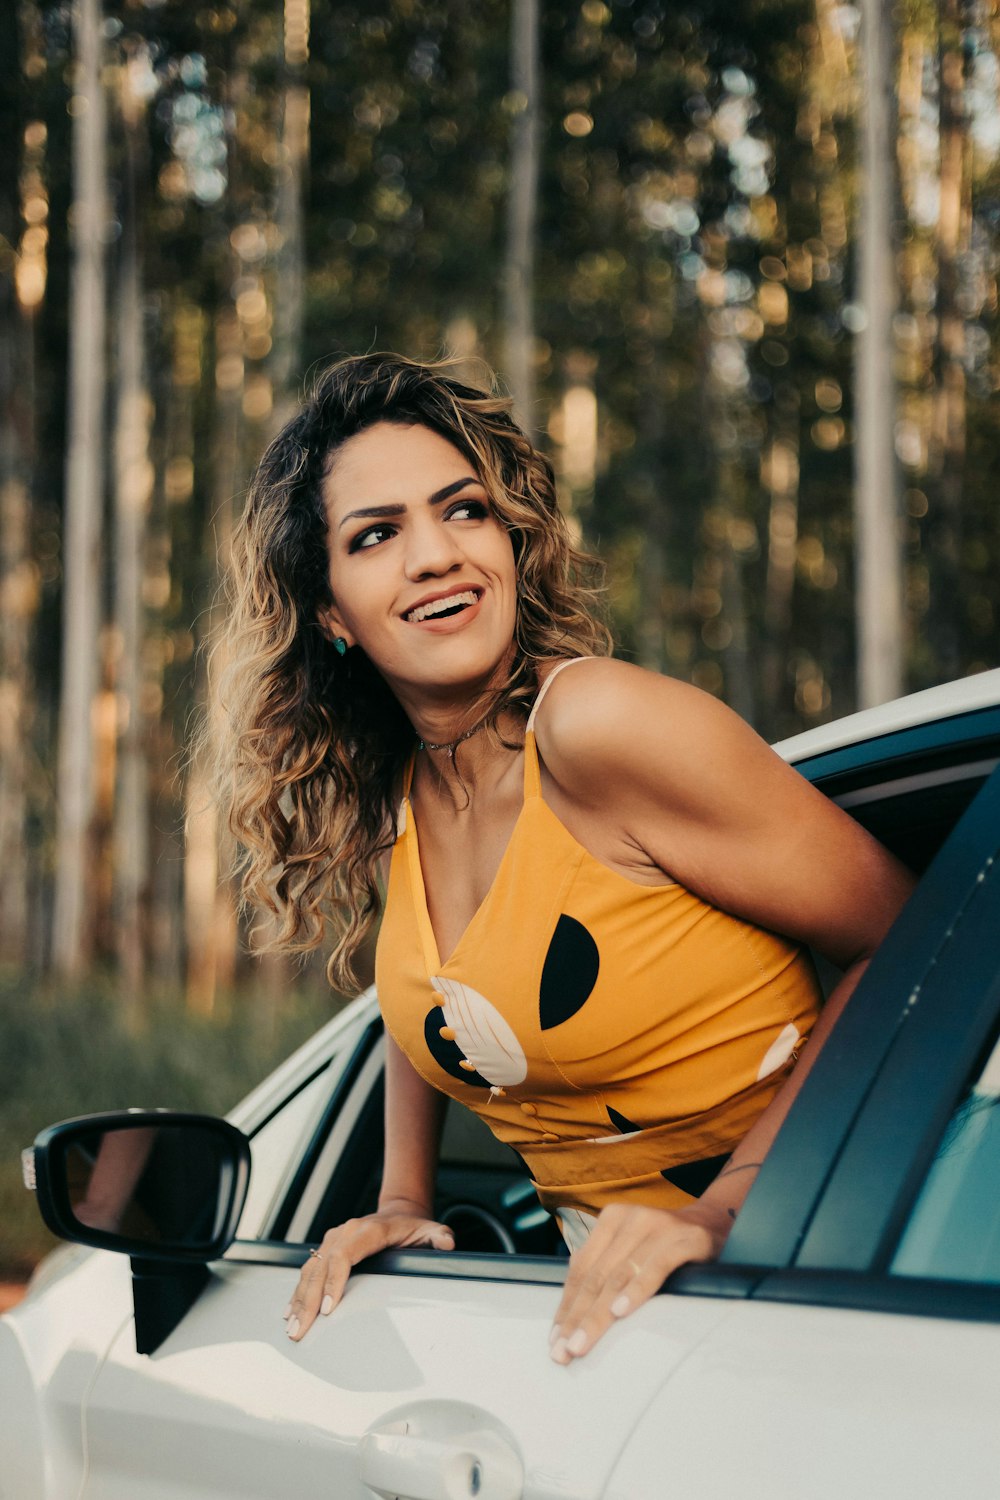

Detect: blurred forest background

[2,0,1000,1274]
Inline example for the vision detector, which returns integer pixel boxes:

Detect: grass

[0,970,343,1278]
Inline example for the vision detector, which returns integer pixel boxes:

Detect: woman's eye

[350,524,395,552]
[447,498,489,522]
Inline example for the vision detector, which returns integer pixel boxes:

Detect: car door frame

[722,759,1000,1322]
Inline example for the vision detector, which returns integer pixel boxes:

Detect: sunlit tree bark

[53,0,109,976]
[504,0,540,435]
[270,0,310,433]
[854,0,904,707]
[0,4,35,965]
[927,0,972,680]
[112,53,154,1015]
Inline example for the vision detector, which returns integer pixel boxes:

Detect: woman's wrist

[673,1197,737,1256]
[376,1194,435,1219]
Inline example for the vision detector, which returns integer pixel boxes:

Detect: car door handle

[358,1427,524,1500]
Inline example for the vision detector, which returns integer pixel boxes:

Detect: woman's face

[321,421,518,704]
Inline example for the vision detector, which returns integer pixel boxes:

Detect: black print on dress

[539,914,600,1030]
[607,1105,643,1135]
[423,1006,490,1089]
[661,1153,731,1197]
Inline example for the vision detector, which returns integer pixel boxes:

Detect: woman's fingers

[550,1206,649,1360]
[286,1221,373,1341]
[550,1204,725,1364]
[285,1214,454,1341]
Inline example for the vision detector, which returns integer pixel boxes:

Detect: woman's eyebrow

[337,476,480,530]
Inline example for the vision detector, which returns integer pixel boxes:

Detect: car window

[235,1062,333,1239]
[831,764,995,874]
[891,1021,1000,1284]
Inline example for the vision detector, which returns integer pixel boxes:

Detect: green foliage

[0,972,340,1277]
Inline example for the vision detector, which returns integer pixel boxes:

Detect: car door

[607,761,1000,1499]
[77,1007,744,1500]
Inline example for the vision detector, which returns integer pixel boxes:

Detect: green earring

[334,637,348,657]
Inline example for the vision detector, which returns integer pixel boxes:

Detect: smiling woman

[212,355,608,995]
[210,352,915,1367]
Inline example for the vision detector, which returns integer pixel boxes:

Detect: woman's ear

[317,608,354,653]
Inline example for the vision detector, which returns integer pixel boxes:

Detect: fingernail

[550,1337,569,1363]
[287,1317,300,1339]
[320,1295,333,1316]
[566,1329,589,1356]
[610,1293,631,1318]
[548,1324,562,1348]
[282,1303,292,1320]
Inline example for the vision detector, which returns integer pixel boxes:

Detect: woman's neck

[413,705,525,808]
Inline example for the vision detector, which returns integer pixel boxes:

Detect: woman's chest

[379,805,710,1088]
[412,794,523,967]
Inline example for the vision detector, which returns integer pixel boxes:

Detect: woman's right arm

[285,1034,454,1341]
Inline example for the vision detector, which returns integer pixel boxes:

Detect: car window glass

[235,1063,332,1239]
[892,1023,1000,1284]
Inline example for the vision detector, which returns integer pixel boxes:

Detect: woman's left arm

[538,661,916,1364]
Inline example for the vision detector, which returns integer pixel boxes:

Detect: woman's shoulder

[531,657,730,790]
[535,656,716,735]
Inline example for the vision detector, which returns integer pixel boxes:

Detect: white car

[4,670,1000,1500]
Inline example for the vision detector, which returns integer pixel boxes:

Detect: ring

[308,1248,323,1260]
[628,1259,643,1277]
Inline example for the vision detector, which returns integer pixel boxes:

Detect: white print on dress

[756,1022,801,1081]
[431,976,529,1088]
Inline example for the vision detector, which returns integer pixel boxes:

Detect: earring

[334,637,348,657]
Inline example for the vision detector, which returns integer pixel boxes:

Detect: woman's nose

[403,515,464,578]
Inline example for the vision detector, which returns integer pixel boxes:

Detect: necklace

[419,706,493,758]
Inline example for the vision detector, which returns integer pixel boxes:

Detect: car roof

[774,668,1000,765]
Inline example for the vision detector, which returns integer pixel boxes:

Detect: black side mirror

[26,1111,250,1260]
[24,1111,251,1353]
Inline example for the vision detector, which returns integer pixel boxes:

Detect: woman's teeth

[406,590,478,623]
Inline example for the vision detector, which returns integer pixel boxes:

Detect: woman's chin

[382,639,513,699]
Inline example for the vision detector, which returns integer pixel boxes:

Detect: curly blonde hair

[212,353,611,993]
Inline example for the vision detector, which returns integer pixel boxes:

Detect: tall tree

[270,0,310,431]
[0,2,36,965]
[112,46,155,1012]
[53,0,109,976]
[504,0,541,433]
[926,0,972,680]
[854,0,904,707]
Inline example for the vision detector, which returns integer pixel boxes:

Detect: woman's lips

[402,591,484,632]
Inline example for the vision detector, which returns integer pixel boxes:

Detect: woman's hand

[549,1200,731,1364]
[284,1204,455,1341]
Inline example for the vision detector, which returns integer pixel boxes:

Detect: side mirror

[25,1111,251,1261]
[24,1111,251,1354]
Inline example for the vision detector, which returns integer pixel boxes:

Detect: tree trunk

[0,1,37,966]
[53,0,108,976]
[504,0,541,436]
[927,0,971,681]
[854,0,904,708]
[183,49,249,1014]
[112,58,153,1017]
[270,0,310,433]
[762,427,800,714]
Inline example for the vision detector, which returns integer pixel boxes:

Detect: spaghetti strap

[523,657,593,799]
[526,657,593,732]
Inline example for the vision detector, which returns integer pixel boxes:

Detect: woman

[214,352,914,1364]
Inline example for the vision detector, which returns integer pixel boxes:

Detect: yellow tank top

[376,660,822,1249]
